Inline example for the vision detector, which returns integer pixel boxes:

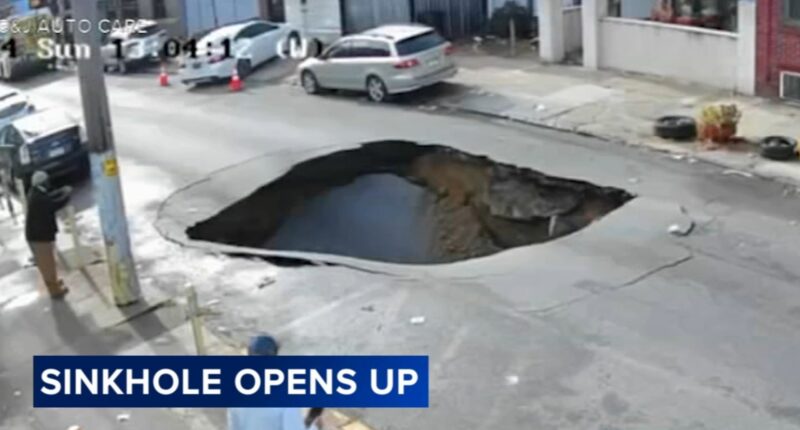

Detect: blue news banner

[33,355,428,408]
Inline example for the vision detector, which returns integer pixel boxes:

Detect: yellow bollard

[186,286,206,355]
[64,205,85,269]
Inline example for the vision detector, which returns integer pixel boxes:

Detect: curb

[435,100,800,189]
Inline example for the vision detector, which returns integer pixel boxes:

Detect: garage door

[342,0,411,34]
[185,0,261,36]
[413,0,486,39]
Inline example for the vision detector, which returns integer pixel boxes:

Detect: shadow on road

[185,57,301,95]
[295,81,467,107]
[8,69,75,91]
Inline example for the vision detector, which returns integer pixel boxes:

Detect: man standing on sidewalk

[228,334,325,430]
[25,171,71,299]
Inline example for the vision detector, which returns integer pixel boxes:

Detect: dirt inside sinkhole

[187,141,633,264]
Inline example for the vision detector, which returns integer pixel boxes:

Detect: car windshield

[199,28,235,47]
[0,102,26,119]
[395,31,446,56]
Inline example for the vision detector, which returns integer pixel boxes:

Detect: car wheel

[654,115,697,140]
[366,75,389,103]
[760,136,798,161]
[237,59,252,78]
[301,70,321,95]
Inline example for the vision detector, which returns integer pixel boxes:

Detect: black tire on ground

[654,115,697,140]
[366,75,389,103]
[284,32,301,57]
[308,39,324,58]
[301,70,321,95]
[237,59,252,78]
[760,136,798,161]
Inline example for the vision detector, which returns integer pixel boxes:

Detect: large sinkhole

[187,141,633,264]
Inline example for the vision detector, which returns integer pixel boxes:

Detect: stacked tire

[654,116,697,141]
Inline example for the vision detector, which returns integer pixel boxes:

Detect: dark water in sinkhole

[186,141,633,265]
[264,174,440,264]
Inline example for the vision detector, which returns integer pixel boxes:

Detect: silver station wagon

[299,24,457,102]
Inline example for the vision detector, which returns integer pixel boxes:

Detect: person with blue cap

[228,334,324,430]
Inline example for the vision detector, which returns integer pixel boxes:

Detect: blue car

[0,109,89,191]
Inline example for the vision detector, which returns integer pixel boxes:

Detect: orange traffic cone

[229,67,243,92]
[159,65,169,87]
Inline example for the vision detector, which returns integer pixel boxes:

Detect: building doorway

[265,0,285,22]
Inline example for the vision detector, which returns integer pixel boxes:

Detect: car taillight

[18,145,30,165]
[394,58,420,69]
[445,43,455,55]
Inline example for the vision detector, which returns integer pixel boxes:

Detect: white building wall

[598,17,738,89]
[563,6,582,53]
[736,0,756,95]
[285,0,342,45]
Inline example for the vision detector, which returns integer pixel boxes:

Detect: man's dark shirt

[25,185,69,242]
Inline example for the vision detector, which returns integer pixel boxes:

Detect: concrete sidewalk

[434,52,800,186]
[0,198,375,430]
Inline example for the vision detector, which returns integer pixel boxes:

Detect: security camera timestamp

[0,37,233,61]
[112,38,234,60]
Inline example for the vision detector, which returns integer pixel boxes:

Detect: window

[250,23,278,37]
[610,0,738,32]
[235,26,256,40]
[0,102,27,120]
[326,41,353,59]
[2,127,24,148]
[152,0,167,19]
[105,0,139,20]
[787,0,800,24]
[395,31,446,56]
[350,40,391,58]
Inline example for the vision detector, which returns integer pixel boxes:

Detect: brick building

[757,0,800,100]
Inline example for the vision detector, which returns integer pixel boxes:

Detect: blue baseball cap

[248,334,279,356]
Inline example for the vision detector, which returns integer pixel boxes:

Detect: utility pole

[72,0,140,306]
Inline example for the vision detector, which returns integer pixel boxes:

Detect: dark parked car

[0,109,89,190]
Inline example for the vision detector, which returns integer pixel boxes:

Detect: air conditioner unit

[780,71,800,103]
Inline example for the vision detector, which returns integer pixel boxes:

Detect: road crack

[530,250,694,316]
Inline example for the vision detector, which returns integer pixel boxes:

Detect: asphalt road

[17,63,800,430]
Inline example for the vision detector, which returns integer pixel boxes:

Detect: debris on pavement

[722,169,754,178]
[12,389,21,397]
[116,413,130,423]
[257,277,276,289]
[670,154,687,161]
[67,426,81,430]
[410,316,426,325]
[628,177,641,184]
[504,375,520,386]
[668,221,695,237]
[204,299,220,307]
[360,305,375,312]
